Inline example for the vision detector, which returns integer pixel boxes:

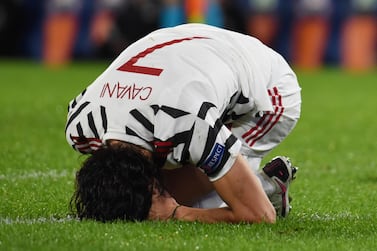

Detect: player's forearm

[173,205,275,224]
[172,206,240,223]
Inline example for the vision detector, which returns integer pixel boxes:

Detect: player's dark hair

[70,146,162,222]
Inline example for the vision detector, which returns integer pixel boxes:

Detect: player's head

[70,146,161,222]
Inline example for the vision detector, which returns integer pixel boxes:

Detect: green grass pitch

[1,60,376,250]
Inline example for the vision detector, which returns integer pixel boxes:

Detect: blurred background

[0,0,376,72]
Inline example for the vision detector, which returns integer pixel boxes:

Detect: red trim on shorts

[241,87,285,147]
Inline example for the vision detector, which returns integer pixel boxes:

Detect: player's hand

[148,189,180,221]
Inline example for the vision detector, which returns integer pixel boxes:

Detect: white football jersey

[65,24,300,181]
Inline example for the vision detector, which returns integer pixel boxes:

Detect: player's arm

[148,155,276,223]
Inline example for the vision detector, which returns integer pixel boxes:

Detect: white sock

[243,156,276,196]
[256,172,275,196]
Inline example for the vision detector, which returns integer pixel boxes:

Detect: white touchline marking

[0,212,368,226]
[0,169,74,181]
[296,212,365,221]
[0,215,78,225]
[0,169,79,225]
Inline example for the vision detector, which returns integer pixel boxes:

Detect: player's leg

[229,90,301,169]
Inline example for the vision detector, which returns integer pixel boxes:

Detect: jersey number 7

[117,36,208,76]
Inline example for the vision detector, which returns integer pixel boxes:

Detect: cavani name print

[99,82,152,100]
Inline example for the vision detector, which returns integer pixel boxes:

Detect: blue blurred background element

[0,0,375,71]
